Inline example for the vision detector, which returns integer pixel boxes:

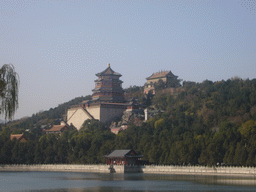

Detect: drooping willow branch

[0,64,19,120]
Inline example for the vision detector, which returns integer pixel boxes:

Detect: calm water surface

[1,171,256,192]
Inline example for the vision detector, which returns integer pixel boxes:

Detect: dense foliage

[1,78,256,166]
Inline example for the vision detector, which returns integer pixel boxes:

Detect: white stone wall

[86,106,101,120]
[67,108,92,130]
[147,77,167,84]
[67,104,126,130]
[100,106,126,123]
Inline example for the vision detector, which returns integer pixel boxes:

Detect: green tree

[0,139,15,164]
[11,141,35,164]
[234,142,247,166]
[0,64,19,119]
[238,120,256,140]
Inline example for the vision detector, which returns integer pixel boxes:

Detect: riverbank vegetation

[1,78,256,166]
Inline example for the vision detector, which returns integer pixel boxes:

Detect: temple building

[10,133,28,142]
[67,64,128,130]
[144,70,178,94]
[45,122,72,135]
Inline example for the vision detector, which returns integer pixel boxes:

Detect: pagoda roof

[146,70,177,80]
[104,149,143,158]
[96,64,122,77]
[94,79,123,83]
[92,87,124,91]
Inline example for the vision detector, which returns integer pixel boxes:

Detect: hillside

[0,95,91,134]
[1,78,256,166]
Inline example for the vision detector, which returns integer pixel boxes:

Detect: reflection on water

[1,172,256,192]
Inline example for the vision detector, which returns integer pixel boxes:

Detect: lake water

[1,172,256,192]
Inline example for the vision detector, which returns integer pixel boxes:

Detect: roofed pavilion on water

[105,149,143,165]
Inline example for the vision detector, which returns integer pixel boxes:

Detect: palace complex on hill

[66,64,178,131]
[67,64,137,130]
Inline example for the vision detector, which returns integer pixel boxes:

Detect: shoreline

[1,164,256,177]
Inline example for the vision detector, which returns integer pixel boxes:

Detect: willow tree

[0,64,19,120]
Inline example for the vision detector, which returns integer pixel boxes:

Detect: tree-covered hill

[0,95,91,135]
[1,78,256,166]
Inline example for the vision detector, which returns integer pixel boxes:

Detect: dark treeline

[1,78,256,166]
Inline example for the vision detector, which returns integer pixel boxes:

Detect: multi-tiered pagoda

[92,64,125,103]
[67,64,127,130]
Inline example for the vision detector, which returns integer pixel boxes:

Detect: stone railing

[1,164,256,176]
[142,165,256,175]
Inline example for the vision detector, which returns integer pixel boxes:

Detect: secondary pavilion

[144,70,178,94]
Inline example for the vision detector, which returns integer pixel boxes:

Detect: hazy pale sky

[0,0,255,119]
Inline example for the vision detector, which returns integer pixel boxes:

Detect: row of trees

[0,120,114,164]
[1,117,256,166]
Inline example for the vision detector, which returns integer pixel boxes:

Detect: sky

[0,0,255,120]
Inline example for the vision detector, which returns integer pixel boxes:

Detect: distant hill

[2,78,256,166]
[4,78,256,134]
[4,86,146,132]
[2,95,92,132]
